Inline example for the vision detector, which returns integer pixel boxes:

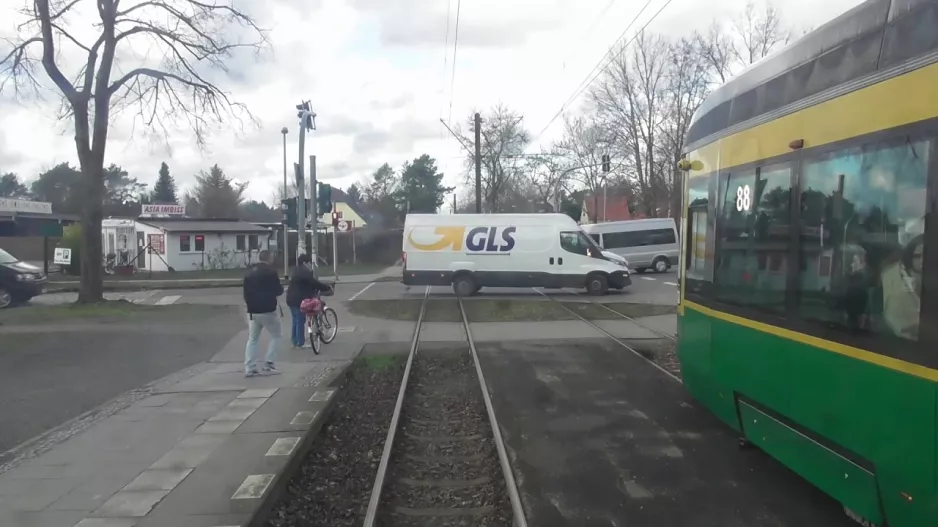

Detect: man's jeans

[289,305,305,347]
[245,311,282,373]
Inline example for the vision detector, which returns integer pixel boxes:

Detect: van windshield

[579,229,604,254]
[0,248,18,264]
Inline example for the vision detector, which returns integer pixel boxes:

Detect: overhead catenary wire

[439,0,453,140]
[558,0,621,72]
[534,0,674,141]
[447,0,462,125]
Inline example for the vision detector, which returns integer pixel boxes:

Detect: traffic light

[281,198,297,228]
[318,183,333,213]
[331,211,340,227]
[601,154,611,173]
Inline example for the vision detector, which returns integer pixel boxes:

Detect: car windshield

[0,248,19,264]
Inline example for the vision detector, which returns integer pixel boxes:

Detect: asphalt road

[0,307,244,462]
[478,337,855,526]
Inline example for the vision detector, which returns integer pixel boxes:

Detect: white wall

[163,231,273,272]
[135,222,170,272]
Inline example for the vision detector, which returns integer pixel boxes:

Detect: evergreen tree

[151,162,178,204]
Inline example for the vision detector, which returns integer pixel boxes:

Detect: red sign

[142,204,185,215]
[148,234,165,254]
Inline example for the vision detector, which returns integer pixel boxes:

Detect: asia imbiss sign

[142,204,185,216]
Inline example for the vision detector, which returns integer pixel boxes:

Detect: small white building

[102,218,275,272]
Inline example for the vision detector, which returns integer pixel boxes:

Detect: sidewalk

[0,328,362,527]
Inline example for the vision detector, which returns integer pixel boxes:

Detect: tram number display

[735,184,752,211]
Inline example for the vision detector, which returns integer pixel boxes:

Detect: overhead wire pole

[474,112,482,213]
[281,127,289,278]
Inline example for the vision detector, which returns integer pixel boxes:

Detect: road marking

[156,295,180,305]
[266,437,301,456]
[640,277,656,281]
[290,410,319,426]
[231,474,275,499]
[337,326,355,333]
[309,389,335,402]
[664,281,678,286]
[349,282,375,301]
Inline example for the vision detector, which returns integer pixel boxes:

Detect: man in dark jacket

[286,254,333,347]
[243,250,284,377]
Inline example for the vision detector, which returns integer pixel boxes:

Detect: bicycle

[300,285,338,354]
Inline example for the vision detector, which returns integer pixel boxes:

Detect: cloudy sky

[0,0,861,208]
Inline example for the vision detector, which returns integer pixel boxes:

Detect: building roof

[582,190,635,223]
[137,217,272,233]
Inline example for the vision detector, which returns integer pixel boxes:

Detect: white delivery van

[402,213,631,296]
[581,218,679,273]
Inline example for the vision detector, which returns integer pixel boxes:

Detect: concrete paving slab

[0,477,80,510]
[590,317,663,339]
[92,489,171,517]
[158,362,323,393]
[236,387,326,434]
[634,313,677,337]
[0,509,87,527]
[74,519,139,527]
[468,320,599,341]
[46,471,141,511]
[418,322,467,341]
[123,468,193,491]
[476,337,854,526]
[140,432,293,518]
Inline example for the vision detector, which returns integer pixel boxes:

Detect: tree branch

[35,0,79,101]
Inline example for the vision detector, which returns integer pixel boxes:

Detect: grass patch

[357,353,407,371]
[0,301,236,326]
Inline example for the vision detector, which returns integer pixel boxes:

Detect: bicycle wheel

[318,307,339,344]
[306,314,321,354]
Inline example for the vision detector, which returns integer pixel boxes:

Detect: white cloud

[0,0,863,207]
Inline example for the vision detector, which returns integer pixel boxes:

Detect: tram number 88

[735,185,752,211]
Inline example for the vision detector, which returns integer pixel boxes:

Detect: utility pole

[310,154,318,273]
[295,101,316,264]
[281,127,289,277]
[453,194,457,214]
[474,112,482,213]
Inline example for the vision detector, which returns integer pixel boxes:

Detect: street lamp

[281,126,289,277]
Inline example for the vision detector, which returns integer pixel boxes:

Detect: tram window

[685,176,712,291]
[796,138,929,342]
[714,164,792,312]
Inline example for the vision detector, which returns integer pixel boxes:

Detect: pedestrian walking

[286,254,333,348]
[242,250,284,377]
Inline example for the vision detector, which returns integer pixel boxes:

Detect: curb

[245,353,360,527]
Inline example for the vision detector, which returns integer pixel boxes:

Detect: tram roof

[684,0,938,150]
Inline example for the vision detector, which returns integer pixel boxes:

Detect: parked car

[0,248,47,308]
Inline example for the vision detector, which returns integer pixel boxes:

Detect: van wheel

[586,274,608,296]
[653,257,669,273]
[453,274,476,297]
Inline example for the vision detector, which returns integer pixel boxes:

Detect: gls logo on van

[407,226,517,253]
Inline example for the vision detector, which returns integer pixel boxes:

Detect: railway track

[363,286,526,527]
[534,288,683,383]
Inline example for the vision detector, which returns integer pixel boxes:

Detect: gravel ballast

[378,348,513,527]
[263,354,406,527]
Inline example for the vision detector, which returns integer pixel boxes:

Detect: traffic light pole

[310,154,318,273]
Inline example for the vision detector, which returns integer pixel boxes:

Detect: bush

[60,224,82,276]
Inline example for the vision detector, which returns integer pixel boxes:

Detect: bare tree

[457,104,529,213]
[0,0,267,302]
[554,115,614,194]
[656,36,712,219]
[732,0,791,66]
[591,31,669,218]
[696,21,735,84]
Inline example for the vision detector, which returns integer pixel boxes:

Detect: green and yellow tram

[676,0,938,525]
